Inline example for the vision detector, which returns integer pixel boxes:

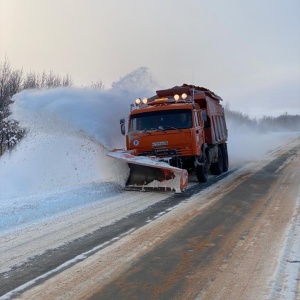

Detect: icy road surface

[0,138,299,300]
[0,86,299,299]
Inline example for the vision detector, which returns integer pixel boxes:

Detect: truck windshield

[129,109,192,132]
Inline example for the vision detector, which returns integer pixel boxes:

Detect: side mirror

[120,118,126,135]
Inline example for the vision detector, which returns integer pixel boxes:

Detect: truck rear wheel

[221,144,229,172]
[196,154,208,183]
[210,146,223,175]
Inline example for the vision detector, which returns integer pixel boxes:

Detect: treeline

[225,104,300,132]
[259,113,300,132]
[0,58,106,156]
[0,59,74,155]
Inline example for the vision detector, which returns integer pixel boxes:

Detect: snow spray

[0,67,158,199]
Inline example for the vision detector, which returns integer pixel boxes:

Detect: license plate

[152,141,168,147]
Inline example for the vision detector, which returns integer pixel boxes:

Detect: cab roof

[148,84,223,103]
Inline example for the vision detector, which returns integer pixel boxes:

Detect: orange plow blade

[107,150,188,192]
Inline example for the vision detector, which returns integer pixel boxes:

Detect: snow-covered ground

[0,75,153,232]
[270,191,300,300]
[1,138,298,300]
[0,75,299,299]
[0,83,297,233]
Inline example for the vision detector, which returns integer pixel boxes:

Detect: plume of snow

[226,118,297,167]
[0,67,158,199]
[112,67,158,93]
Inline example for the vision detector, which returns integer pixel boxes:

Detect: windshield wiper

[142,129,152,134]
[157,126,167,132]
[164,126,182,132]
[146,127,167,133]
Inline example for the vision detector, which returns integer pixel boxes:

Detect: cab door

[192,109,204,156]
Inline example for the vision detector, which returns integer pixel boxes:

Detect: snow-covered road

[0,138,299,300]
[0,188,171,274]
[0,86,299,299]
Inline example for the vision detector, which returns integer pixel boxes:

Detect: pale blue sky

[1,0,299,117]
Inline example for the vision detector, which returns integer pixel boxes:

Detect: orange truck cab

[108,84,229,192]
[120,84,228,185]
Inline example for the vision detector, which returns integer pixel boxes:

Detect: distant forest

[0,58,299,156]
[225,104,300,132]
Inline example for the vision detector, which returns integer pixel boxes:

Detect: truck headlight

[182,93,187,99]
[135,98,141,105]
[174,94,180,101]
[142,98,148,104]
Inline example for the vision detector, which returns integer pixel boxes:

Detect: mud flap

[107,150,188,192]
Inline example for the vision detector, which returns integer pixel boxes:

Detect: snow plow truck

[107,84,228,192]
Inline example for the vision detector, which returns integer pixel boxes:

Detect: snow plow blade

[107,150,188,193]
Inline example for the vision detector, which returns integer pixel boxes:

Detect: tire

[196,154,208,183]
[221,143,229,172]
[210,146,223,175]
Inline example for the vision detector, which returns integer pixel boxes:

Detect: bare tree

[22,70,73,89]
[39,71,47,88]
[0,58,24,155]
[91,80,105,89]
[23,71,39,89]
[0,58,22,119]
[63,73,73,87]
[0,58,76,156]
[225,104,257,128]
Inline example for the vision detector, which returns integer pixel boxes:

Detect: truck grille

[139,147,192,158]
